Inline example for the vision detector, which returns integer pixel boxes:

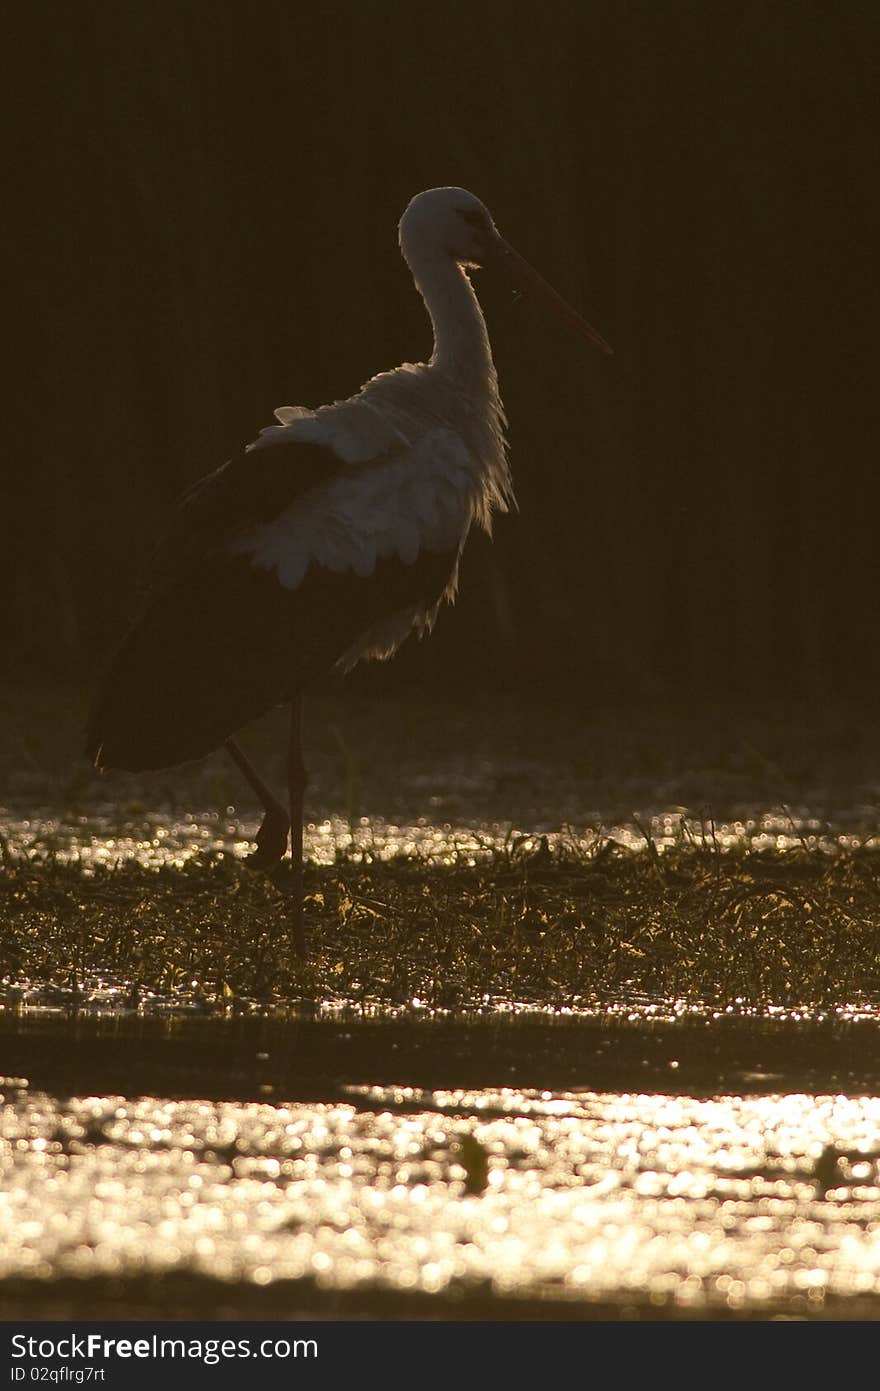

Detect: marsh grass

[3,832,880,1011]
[5,678,880,1012]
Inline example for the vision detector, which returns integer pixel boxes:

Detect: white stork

[87,187,612,950]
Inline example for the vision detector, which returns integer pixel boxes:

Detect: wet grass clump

[3,836,880,1011]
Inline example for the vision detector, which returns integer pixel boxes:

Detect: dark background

[10,2,878,699]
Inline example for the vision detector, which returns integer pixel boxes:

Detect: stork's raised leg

[224,736,290,868]
[288,694,307,956]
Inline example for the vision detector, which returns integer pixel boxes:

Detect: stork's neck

[404,243,495,390]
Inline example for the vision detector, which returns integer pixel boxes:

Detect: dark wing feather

[143,439,347,593]
[86,430,461,771]
[87,547,459,771]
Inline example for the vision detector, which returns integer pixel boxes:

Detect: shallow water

[0,803,873,872]
[4,1077,880,1317]
[1,1006,880,1318]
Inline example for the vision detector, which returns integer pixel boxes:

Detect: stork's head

[399,187,498,269]
[399,187,613,355]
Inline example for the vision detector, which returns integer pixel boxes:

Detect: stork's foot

[245,806,290,869]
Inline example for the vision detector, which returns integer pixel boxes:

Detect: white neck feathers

[402,241,494,388]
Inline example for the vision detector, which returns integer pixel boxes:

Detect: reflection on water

[5,985,880,1025]
[4,1081,880,1313]
[0,804,874,871]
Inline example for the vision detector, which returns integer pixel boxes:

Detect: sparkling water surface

[4,1080,880,1315]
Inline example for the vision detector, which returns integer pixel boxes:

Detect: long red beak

[494,237,613,356]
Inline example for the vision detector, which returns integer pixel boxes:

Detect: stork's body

[87,188,610,950]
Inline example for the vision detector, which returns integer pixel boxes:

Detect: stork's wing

[89,423,476,771]
[143,439,346,594]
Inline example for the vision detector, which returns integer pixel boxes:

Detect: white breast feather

[230,425,473,590]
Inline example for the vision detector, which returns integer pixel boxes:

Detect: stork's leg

[225,737,290,868]
[288,694,307,956]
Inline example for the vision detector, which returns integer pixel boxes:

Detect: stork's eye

[459,207,489,231]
